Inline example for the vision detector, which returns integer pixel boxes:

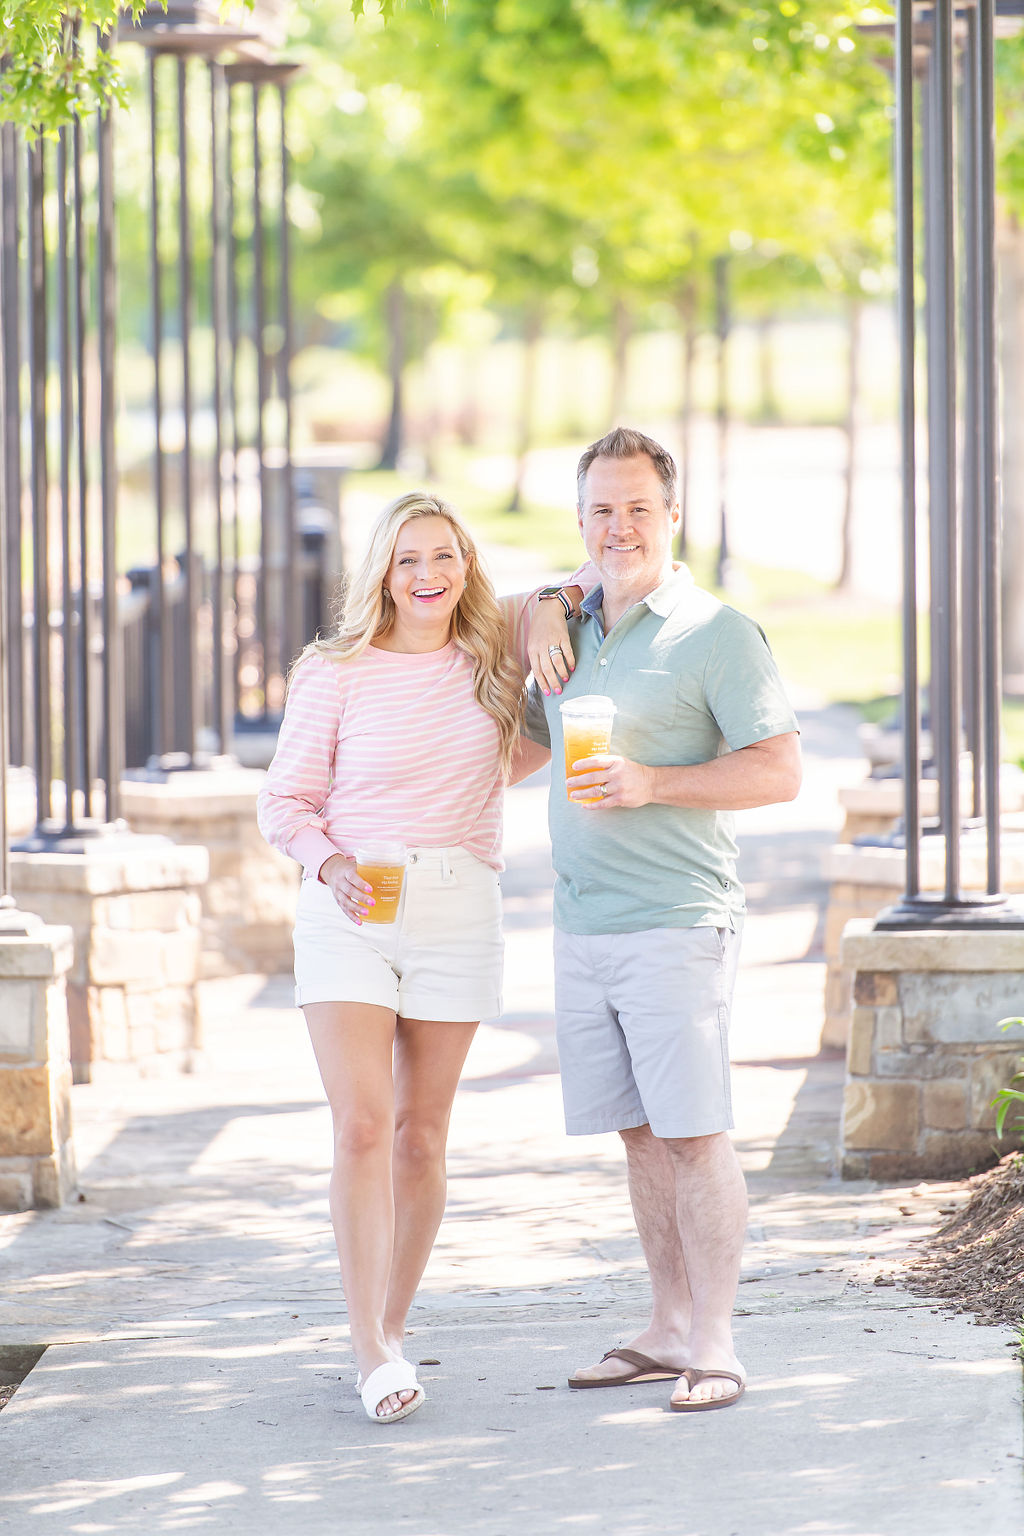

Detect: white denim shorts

[553,924,741,1138]
[292,845,503,1022]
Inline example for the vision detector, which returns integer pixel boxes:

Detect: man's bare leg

[569,1123,691,1382]
[665,1130,748,1406]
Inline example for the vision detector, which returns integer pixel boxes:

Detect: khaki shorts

[293,846,503,1022]
[553,924,740,1138]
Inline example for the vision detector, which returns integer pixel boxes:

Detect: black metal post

[72,114,94,816]
[97,89,123,825]
[252,80,270,708]
[930,0,962,905]
[57,129,77,830]
[1,124,24,772]
[210,59,230,754]
[226,81,243,721]
[279,79,296,671]
[177,55,198,761]
[713,254,730,589]
[897,0,921,903]
[27,137,52,829]
[976,0,1002,895]
[150,50,171,760]
[961,7,983,823]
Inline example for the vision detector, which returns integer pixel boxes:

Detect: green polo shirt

[522,566,799,935]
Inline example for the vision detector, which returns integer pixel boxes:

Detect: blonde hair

[294,491,524,775]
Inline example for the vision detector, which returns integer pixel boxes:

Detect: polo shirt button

[598,658,607,666]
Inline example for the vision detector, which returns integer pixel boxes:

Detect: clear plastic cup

[559,694,616,804]
[354,841,407,924]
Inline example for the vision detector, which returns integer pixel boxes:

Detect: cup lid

[559,693,617,716]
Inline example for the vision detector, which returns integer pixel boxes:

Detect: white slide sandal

[359,1360,425,1423]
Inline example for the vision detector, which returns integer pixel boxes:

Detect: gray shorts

[553,924,741,1139]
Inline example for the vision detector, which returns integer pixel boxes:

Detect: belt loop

[441,851,453,883]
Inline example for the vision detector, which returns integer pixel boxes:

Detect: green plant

[990,1018,1024,1138]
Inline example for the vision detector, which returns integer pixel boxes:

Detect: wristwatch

[537,586,576,620]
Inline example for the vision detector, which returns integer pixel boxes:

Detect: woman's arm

[256,656,344,880]
[499,560,598,690]
[508,733,552,786]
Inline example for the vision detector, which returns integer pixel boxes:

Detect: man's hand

[567,754,654,809]
[526,599,575,696]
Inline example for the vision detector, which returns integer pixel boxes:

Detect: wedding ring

[548,644,563,657]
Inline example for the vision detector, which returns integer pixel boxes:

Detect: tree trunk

[508,305,542,514]
[675,280,697,560]
[835,292,862,592]
[608,296,631,426]
[458,347,481,447]
[419,301,440,480]
[377,278,405,471]
[714,256,731,589]
[757,315,780,423]
[999,213,1024,686]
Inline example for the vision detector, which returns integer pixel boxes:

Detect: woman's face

[385,516,469,637]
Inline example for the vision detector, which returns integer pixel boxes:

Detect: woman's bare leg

[304,1001,413,1419]
[382,1017,479,1351]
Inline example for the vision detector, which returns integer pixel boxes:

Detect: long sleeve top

[256,573,592,879]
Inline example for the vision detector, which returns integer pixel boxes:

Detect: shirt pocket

[617,663,681,734]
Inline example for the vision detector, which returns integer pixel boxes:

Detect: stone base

[0,923,77,1210]
[119,769,298,979]
[838,922,1024,1179]
[9,839,208,1083]
[823,824,1024,1050]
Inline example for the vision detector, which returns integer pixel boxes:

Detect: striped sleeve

[256,654,344,879]
[499,560,598,674]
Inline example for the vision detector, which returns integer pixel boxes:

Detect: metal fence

[0,16,320,885]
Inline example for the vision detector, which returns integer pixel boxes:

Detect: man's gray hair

[576,427,678,511]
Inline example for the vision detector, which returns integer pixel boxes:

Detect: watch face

[538,587,562,598]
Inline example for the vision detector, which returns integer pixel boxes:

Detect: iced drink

[355,841,406,923]
[559,695,616,804]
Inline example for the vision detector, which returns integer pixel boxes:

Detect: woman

[257,491,580,1424]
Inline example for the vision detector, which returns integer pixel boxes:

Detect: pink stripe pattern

[257,567,594,880]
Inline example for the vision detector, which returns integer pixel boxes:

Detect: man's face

[577,454,679,592]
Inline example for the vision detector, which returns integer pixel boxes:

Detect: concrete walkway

[1,708,1022,1536]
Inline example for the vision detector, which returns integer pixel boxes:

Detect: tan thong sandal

[568,1347,686,1389]
[670,1367,746,1412]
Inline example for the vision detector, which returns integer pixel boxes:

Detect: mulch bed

[907,1151,1024,1331]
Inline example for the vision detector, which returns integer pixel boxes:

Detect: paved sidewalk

[1,707,1022,1536]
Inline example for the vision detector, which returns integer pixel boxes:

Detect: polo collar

[580,563,695,623]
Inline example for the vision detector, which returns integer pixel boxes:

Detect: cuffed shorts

[293,845,503,1022]
[553,924,741,1139]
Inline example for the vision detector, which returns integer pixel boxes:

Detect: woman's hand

[527,598,575,696]
[320,853,375,925]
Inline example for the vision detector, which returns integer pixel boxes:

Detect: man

[519,426,801,1411]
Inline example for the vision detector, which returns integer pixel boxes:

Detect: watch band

[538,586,574,620]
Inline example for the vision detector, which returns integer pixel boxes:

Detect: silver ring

[597,785,608,797]
[548,644,563,657]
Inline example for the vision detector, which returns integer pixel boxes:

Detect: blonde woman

[258,492,580,1424]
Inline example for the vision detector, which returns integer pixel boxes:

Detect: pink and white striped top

[257,574,592,878]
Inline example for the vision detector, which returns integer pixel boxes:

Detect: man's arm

[567,731,802,811]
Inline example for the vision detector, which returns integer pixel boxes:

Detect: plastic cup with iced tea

[559,695,617,804]
[354,841,407,923]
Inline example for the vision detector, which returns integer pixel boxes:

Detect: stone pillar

[8,842,208,1083]
[839,920,1024,1180]
[119,770,298,978]
[0,923,76,1210]
[822,820,1024,1050]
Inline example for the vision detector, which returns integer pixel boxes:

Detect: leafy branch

[991,1017,1024,1139]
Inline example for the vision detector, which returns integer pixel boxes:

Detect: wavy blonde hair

[294,491,524,775]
